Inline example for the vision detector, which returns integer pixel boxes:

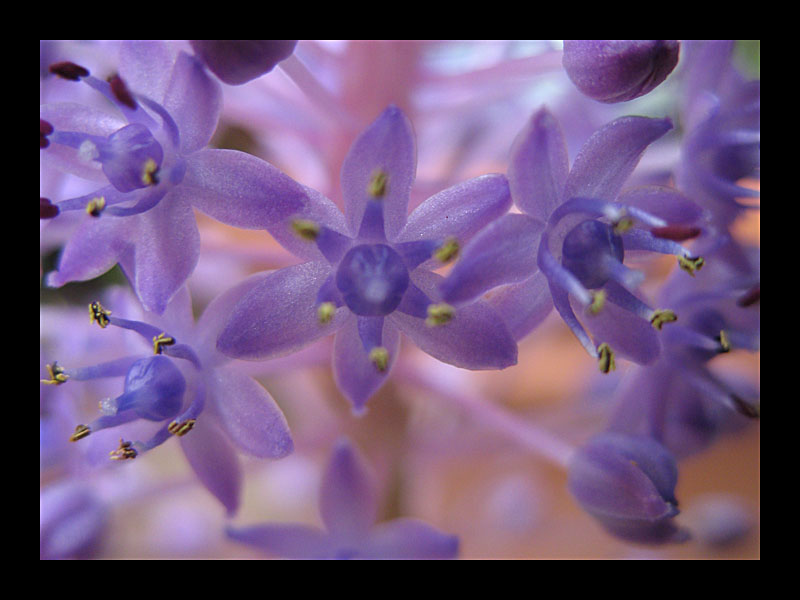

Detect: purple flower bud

[563,40,680,103]
[568,433,689,544]
[190,40,297,85]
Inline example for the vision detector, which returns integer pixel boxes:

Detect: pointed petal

[391,270,517,370]
[217,261,347,360]
[508,107,570,221]
[342,106,416,240]
[564,116,673,202]
[226,523,331,559]
[333,315,400,414]
[361,518,459,559]
[119,41,180,104]
[440,213,544,305]
[206,368,293,459]
[320,438,378,538]
[618,186,705,224]
[486,271,554,341]
[180,416,242,516]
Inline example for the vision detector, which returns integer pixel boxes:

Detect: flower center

[335,244,409,316]
[561,220,624,289]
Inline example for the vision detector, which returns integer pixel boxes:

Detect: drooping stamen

[597,342,616,374]
[367,170,388,198]
[49,61,90,81]
[291,219,320,241]
[152,333,176,355]
[168,419,197,437]
[650,309,678,330]
[85,196,106,217]
[108,74,137,110]
[40,197,59,219]
[41,362,69,385]
[40,119,54,148]
[426,303,455,327]
[89,301,112,328]
[369,347,389,372]
[68,424,91,442]
[651,225,702,241]
[109,439,138,461]
[433,238,460,263]
[317,302,336,324]
[678,255,705,276]
[737,285,760,308]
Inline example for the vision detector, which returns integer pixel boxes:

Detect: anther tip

[108,74,137,109]
[69,424,91,442]
[49,61,90,80]
[597,343,616,374]
[40,197,59,219]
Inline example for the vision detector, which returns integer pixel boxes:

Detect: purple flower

[227,438,459,559]
[189,40,297,85]
[441,108,706,372]
[41,41,304,314]
[216,106,517,413]
[562,40,680,103]
[567,432,689,544]
[41,283,294,514]
[40,481,108,559]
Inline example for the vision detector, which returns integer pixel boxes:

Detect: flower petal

[361,518,459,559]
[341,106,416,240]
[391,269,517,370]
[119,41,180,104]
[206,367,293,459]
[618,185,705,224]
[189,40,297,85]
[563,116,673,202]
[486,271,554,341]
[320,438,378,538]
[226,523,331,559]
[217,261,347,360]
[440,213,544,305]
[332,315,400,414]
[508,107,570,222]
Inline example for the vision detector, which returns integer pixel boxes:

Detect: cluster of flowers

[40,40,759,559]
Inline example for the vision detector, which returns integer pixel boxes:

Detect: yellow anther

[588,290,606,315]
[426,303,455,327]
[41,362,69,385]
[317,302,336,325]
[678,255,705,276]
[367,170,388,198]
[152,332,176,355]
[291,219,320,241]
[85,196,106,217]
[650,309,678,330]
[613,217,635,234]
[717,330,731,353]
[89,301,112,328]
[109,439,138,461]
[69,424,91,442]
[597,343,616,374]
[369,346,389,372]
[433,238,460,263]
[141,158,159,186]
[168,419,197,437]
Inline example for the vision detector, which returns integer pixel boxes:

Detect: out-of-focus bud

[190,40,297,85]
[562,40,680,103]
[567,433,689,544]
[40,482,108,559]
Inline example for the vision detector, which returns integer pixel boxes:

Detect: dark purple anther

[49,61,90,80]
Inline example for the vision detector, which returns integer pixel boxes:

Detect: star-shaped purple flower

[227,437,459,559]
[216,106,517,412]
[441,108,706,372]
[41,41,304,314]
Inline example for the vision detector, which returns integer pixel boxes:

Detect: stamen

[716,330,731,353]
[291,219,320,241]
[650,309,678,330]
[369,346,389,372]
[109,439,138,460]
[597,342,616,374]
[317,302,336,324]
[367,170,388,198]
[651,225,702,241]
[40,197,59,219]
[68,424,91,442]
[426,303,455,327]
[588,290,606,315]
[737,285,760,307]
[41,362,69,385]
[40,119,54,148]
[85,196,106,217]
[140,158,159,186]
[433,238,460,263]
[612,217,634,235]
[89,301,112,328]
[153,332,176,355]
[108,74,137,109]
[678,255,705,276]
[730,395,760,419]
[168,419,197,437]
[49,61,90,81]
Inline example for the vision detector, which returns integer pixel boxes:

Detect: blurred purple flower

[217,106,517,413]
[442,108,705,372]
[40,481,108,559]
[190,40,297,85]
[227,438,459,559]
